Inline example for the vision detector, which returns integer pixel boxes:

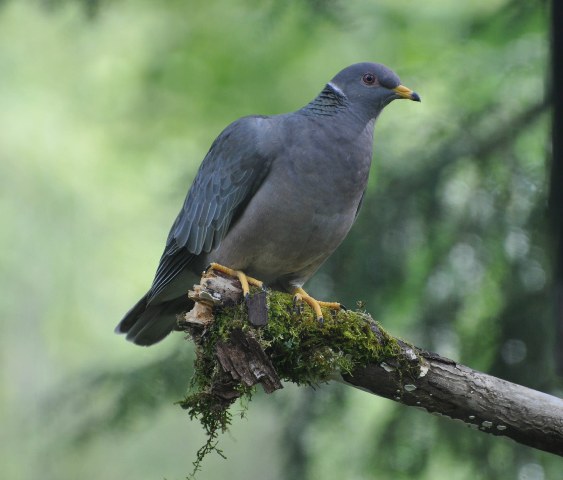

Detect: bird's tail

[115,293,193,346]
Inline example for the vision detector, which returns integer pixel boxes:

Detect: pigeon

[116,62,420,346]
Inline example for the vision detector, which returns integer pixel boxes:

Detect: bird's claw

[292,288,333,323]
[206,262,263,296]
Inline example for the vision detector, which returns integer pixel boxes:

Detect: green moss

[254,290,402,384]
[180,288,419,475]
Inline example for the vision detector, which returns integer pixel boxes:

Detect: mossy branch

[179,270,563,471]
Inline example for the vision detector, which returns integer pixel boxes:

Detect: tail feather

[115,293,193,346]
[115,294,149,334]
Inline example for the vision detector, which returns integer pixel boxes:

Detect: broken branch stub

[183,270,283,397]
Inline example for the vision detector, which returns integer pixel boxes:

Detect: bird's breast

[207,125,373,288]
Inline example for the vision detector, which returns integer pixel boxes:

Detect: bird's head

[329,62,420,118]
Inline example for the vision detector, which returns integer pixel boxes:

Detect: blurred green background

[1,0,561,479]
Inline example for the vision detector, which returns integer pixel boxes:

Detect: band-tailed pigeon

[116,62,420,346]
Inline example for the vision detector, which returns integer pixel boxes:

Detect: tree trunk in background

[550,0,563,374]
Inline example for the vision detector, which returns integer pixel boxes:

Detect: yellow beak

[393,85,421,102]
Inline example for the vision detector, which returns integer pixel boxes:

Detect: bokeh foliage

[1,0,560,479]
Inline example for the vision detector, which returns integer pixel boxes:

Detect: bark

[182,271,563,457]
[343,355,563,456]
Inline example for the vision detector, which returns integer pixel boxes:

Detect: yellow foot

[208,262,263,297]
[292,287,343,322]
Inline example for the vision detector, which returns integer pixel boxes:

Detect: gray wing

[147,115,273,302]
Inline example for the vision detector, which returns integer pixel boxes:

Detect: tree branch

[180,271,563,457]
[343,355,563,456]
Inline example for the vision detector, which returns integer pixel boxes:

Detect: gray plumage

[116,62,420,345]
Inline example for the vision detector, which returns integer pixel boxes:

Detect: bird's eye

[362,73,377,86]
